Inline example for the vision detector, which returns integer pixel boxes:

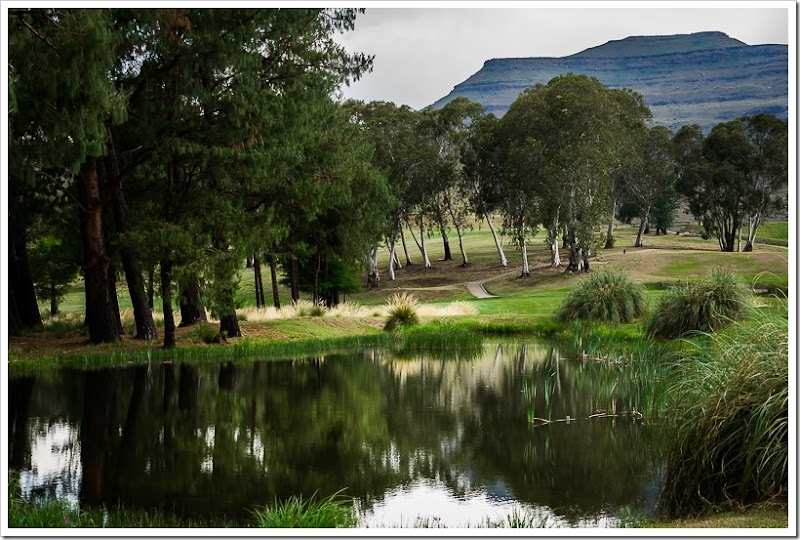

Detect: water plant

[555,268,646,324]
[251,491,356,528]
[383,293,421,332]
[645,267,751,339]
[658,308,788,518]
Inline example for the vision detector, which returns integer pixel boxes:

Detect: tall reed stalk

[658,307,788,517]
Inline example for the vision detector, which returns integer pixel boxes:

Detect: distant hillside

[432,31,788,132]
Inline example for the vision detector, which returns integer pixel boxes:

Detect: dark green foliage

[28,236,80,314]
[645,268,751,339]
[556,268,646,324]
[659,309,788,517]
[251,491,356,528]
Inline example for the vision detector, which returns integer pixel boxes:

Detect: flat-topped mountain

[432,32,788,132]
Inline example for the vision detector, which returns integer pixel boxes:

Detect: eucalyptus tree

[677,121,741,252]
[9,8,123,341]
[495,87,548,277]
[677,115,787,252]
[462,113,508,267]
[498,74,648,273]
[422,97,485,267]
[739,114,787,251]
[603,89,652,249]
[346,100,434,277]
[622,125,676,247]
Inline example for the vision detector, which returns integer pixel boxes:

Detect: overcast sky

[335,4,791,110]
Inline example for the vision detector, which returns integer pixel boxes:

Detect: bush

[383,292,420,332]
[658,309,788,517]
[645,267,751,339]
[555,268,646,324]
[252,491,356,528]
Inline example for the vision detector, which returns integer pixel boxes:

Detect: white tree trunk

[550,224,561,268]
[634,208,650,247]
[745,213,761,251]
[519,224,530,277]
[485,214,507,267]
[387,233,397,281]
[419,216,432,268]
[548,212,561,267]
[605,198,617,249]
[366,245,380,288]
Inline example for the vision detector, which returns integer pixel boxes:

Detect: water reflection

[9,343,662,527]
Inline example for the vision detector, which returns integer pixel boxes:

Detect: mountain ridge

[432,32,788,132]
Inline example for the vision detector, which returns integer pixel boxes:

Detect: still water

[8,343,662,527]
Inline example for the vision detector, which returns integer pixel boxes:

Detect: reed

[658,307,788,517]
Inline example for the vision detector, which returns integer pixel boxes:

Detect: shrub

[252,491,356,528]
[555,268,646,324]
[383,292,420,332]
[645,267,751,339]
[658,309,788,517]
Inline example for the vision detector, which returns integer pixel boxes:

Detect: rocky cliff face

[432,32,787,132]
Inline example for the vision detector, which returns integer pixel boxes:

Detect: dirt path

[466,279,498,299]
[465,268,531,299]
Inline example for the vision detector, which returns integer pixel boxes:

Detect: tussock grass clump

[252,491,356,528]
[659,309,788,518]
[556,268,646,324]
[189,321,219,344]
[383,293,420,332]
[645,267,751,339]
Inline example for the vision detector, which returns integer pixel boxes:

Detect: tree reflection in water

[9,342,663,526]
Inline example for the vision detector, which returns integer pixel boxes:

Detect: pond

[8,342,664,528]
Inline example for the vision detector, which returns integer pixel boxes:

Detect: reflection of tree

[79,369,117,506]
[9,376,35,471]
[12,343,662,525]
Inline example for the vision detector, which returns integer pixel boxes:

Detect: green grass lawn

[38,221,789,325]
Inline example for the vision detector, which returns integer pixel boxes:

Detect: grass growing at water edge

[658,307,788,518]
[251,491,356,528]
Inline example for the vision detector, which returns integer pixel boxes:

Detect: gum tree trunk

[485,214,507,267]
[605,198,617,249]
[418,216,432,268]
[519,222,530,278]
[634,207,651,247]
[387,231,398,281]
